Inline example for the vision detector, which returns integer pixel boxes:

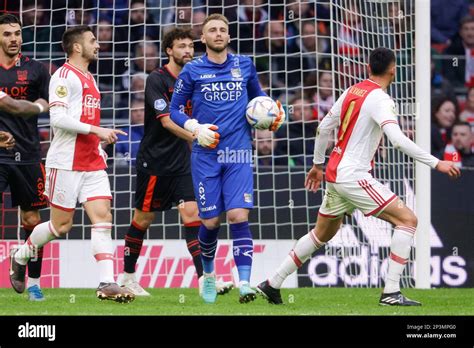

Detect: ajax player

[9,26,134,303]
[257,47,460,306]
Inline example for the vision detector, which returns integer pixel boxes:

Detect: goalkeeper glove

[184,119,220,149]
[270,100,285,132]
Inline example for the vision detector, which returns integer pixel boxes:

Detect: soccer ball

[246,96,285,130]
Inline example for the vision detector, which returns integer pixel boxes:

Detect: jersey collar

[203,53,231,66]
[0,53,22,70]
[65,62,91,79]
[163,64,178,79]
[366,79,382,87]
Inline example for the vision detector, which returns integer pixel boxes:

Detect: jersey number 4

[339,100,356,142]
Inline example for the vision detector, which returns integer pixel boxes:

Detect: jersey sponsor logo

[55,85,67,98]
[154,98,167,111]
[201,205,217,212]
[198,182,205,206]
[1,86,28,98]
[200,74,216,79]
[332,146,342,155]
[83,94,100,109]
[201,81,243,101]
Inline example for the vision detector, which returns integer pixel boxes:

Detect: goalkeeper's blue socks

[198,224,220,274]
[230,221,253,284]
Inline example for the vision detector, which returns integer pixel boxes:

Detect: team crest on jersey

[56,85,67,98]
[231,68,242,79]
[17,70,28,82]
[244,193,252,203]
[154,99,167,111]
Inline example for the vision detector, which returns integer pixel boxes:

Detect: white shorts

[44,168,112,211]
[319,177,398,218]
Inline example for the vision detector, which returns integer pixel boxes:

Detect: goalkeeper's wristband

[34,102,45,113]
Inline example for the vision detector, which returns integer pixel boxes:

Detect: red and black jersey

[136,65,192,176]
[0,54,50,164]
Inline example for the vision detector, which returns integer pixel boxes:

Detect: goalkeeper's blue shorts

[191,151,254,219]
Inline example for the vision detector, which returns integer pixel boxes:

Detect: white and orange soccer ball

[246,96,285,131]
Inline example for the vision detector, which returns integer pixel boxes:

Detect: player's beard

[207,40,228,53]
[174,54,193,67]
[82,49,98,63]
[82,46,99,63]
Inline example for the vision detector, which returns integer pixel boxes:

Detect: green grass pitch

[1,288,473,315]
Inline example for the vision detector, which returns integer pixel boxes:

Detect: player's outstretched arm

[0,94,48,118]
[383,122,461,178]
[90,126,127,145]
[0,131,15,150]
[50,105,127,144]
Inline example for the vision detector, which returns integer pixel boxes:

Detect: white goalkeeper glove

[184,119,220,149]
[270,100,285,132]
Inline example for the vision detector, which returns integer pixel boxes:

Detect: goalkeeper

[170,14,283,304]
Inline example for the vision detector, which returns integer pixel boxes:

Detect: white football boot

[120,272,150,296]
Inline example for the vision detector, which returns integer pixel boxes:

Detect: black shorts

[0,163,47,210]
[135,171,195,212]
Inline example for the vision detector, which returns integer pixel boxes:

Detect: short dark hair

[162,27,194,56]
[452,121,471,130]
[0,13,22,27]
[460,16,474,29]
[369,47,396,76]
[62,25,93,56]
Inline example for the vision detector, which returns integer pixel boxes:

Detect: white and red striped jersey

[47,62,106,171]
[326,79,398,183]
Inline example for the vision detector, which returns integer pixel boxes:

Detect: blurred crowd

[20,0,474,169]
[431,0,474,168]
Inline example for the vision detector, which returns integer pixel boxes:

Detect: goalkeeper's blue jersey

[170,53,266,152]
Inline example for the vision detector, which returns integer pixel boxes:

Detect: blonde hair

[202,14,229,30]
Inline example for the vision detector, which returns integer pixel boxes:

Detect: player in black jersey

[121,28,233,296]
[0,14,51,301]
